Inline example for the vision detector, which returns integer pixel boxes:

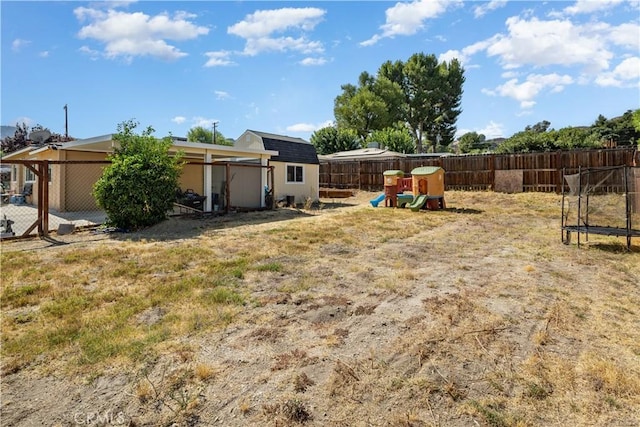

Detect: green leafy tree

[590,114,618,144]
[93,120,184,230]
[495,129,556,154]
[632,109,640,132]
[424,59,465,151]
[609,110,640,146]
[367,126,415,154]
[525,120,551,133]
[458,131,486,154]
[379,53,465,153]
[310,126,360,155]
[552,127,601,150]
[496,120,607,153]
[333,72,402,143]
[187,126,233,145]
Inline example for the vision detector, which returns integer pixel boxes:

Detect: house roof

[247,130,319,165]
[3,134,277,161]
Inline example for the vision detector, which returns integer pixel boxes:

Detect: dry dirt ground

[1,191,639,427]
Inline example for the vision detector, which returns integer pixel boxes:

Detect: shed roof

[247,130,319,165]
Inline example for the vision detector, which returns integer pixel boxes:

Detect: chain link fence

[1,160,274,239]
[1,161,108,238]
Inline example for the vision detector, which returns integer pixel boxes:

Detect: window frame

[25,166,35,182]
[286,164,304,184]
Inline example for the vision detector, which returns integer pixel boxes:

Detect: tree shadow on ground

[443,207,484,215]
[587,242,639,254]
[111,207,321,242]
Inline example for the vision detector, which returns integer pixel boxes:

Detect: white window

[286,165,304,183]
[25,166,35,181]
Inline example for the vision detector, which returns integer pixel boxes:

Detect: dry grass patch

[1,190,638,426]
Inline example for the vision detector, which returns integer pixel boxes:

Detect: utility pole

[63,104,68,138]
[212,121,218,144]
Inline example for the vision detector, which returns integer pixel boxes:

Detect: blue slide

[370,193,385,207]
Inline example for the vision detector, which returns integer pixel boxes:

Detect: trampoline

[561,165,640,250]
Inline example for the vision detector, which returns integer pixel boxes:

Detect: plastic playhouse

[370,166,445,211]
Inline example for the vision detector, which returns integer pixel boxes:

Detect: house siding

[63,151,105,212]
[272,161,319,204]
[235,130,320,204]
[229,165,262,208]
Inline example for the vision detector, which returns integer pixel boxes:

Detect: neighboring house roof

[318,147,406,161]
[245,130,319,165]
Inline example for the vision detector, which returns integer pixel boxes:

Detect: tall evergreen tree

[378,53,465,153]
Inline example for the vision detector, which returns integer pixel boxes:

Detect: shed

[235,130,319,205]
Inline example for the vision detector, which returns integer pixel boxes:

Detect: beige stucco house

[1,134,277,212]
[235,130,320,205]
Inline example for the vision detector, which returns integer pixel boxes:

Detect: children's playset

[370,166,445,211]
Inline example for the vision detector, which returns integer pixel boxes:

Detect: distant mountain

[1,126,17,139]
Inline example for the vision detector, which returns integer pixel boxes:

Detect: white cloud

[39,51,50,58]
[595,56,640,87]
[561,0,624,15]
[286,120,334,133]
[439,49,463,64]
[78,45,101,61]
[606,22,640,49]
[485,17,613,73]
[448,12,638,108]
[204,51,235,67]
[483,73,574,108]
[214,91,231,100]
[438,39,491,67]
[74,6,209,61]
[171,116,186,125]
[12,39,31,52]
[228,8,325,56]
[299,57,327,66]
[243,36,323,56]
[501,71,519,79]
[477,121,506,139]
[191,117,219,129]
[474,0,508,18]
[361,0,460,46]
[456,120,506,139]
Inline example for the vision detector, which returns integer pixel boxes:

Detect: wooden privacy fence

[319,147,639,193]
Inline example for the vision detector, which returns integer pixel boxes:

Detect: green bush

[93,120,183,230]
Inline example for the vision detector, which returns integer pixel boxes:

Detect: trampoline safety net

[561,166,640,249]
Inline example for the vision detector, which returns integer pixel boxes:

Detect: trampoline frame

[561,165,640,250]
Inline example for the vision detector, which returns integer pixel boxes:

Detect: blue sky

[1,1,639,142]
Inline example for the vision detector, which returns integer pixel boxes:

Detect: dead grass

[1,190,639,426]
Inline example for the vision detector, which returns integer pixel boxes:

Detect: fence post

[42,160,49,236]
[556,150,563,194]
[489,154,495,191]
